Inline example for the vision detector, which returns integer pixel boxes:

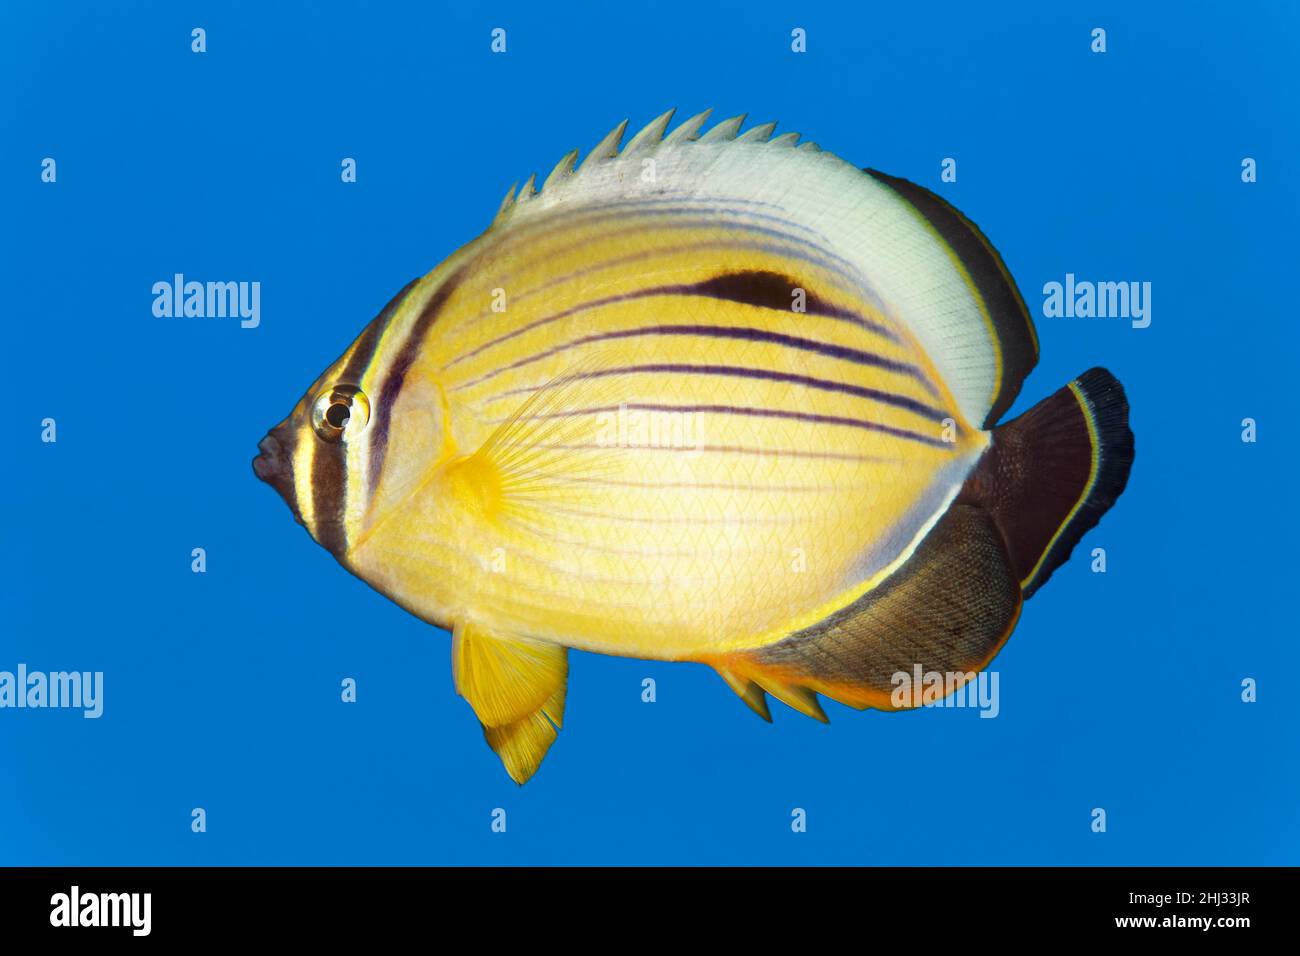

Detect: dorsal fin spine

[699,114,747,142]
[496,109,809,225]
[663,108,713,144]
[624,108,676,153]
[578,119,628,173]
[542,147,580,194]
[737,121,777,143]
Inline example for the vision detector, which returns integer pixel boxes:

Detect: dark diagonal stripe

[507,403,952,449]
[680,270,894,338]
[485,363,947,422]
[446,253,894,373]
[445,239,872,368]
[454,324,938,396]
[488,203,861,293]
[311,276,421,557]
[368,267,467,490]
[339,276,422,385]
[311,441,347,556]
[527,200,833,243]
[535,441,902,464]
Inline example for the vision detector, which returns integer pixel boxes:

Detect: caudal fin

[960,367,1134,598]
[710,369,1132,718]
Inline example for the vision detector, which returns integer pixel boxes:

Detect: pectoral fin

[452,622,567,784]
[445,352,638,530]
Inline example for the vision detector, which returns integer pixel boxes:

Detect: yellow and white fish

[253,109,1134,784]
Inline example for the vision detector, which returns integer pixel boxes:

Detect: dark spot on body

[690,270,850,318]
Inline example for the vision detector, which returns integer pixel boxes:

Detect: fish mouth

[252,429,297,508]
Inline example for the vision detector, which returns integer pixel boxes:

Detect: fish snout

[252,428,296,504]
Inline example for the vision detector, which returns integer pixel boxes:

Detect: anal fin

[750,675,828,723]
[714,656,828,724]
[709,503,1022,713]
[452,622,568,784]
[716,667,772,722]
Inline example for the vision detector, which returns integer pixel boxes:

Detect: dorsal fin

[698,114,746,142]
[492,109,781,221]
[865,170,1039,427]
[517,172,537,201]
[736,121,777,143]
[541,147,579,194]
[490,109,1035,428]
[578,119,627,173]
[663,108,712,144]
[624,108,675,153]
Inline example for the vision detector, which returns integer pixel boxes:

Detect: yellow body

[347,209,986,660]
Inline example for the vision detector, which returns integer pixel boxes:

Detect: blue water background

[2,1,1296,864]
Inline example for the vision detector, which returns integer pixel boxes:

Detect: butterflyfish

[253,109,1135,783]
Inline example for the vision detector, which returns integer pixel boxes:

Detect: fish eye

[311,385,370,443]
[326,402,349,428]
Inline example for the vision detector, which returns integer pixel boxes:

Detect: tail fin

[959,367,1134,598]
[710,369,1131,716]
